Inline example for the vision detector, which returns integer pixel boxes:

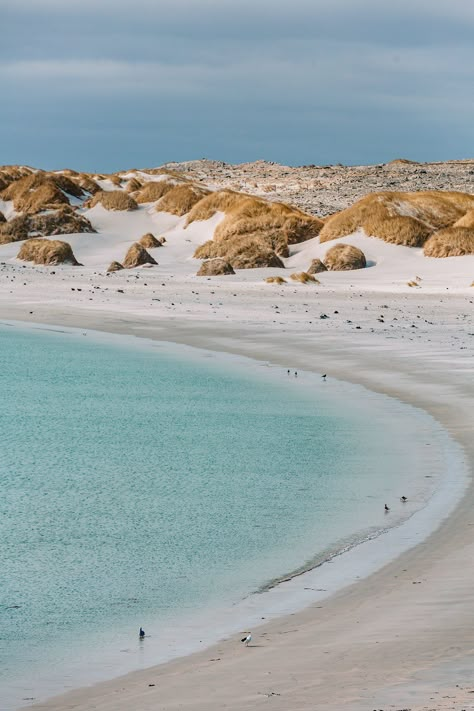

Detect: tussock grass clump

[323,243,366,271]
[190,191,322,269]
[125,177,142,192]
[123,242,157,268]
[423,227,474,257]
[387,158,419,165]
[185,190,245,225]
[265,276,286,284]
[363,215,432,247]
[213,196,322,246]
[139,233,162,248]
[90,190,138,211]
[76,173,101,194]
[307,258,327,274]
[2,173,73,213]
[0,215,30,243]
[193,236,284,269]
[107,261,124,272]
[17,238,81,266]
[32,207,95,236]
[193,240,218,260]
[156,184,210,216]
[197,258,235,276]
[0,209,94,243]
[0,166,33,192]
[220,237,284,269]
[319,191,474,246]
[135,180,175,204]
[454,209,474,228]
[290,272,319,284]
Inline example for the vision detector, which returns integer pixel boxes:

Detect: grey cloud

[1,0,473,170]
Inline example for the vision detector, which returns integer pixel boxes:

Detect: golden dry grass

[265,276,286,284]
[323,243,366,271]
[75,173,101,194]
[139,233,162,249]
[17,238,81,265]
[193,235,284,269]
[0,209,94,244]
[211,196,322,251]
[135,180,176,204]
[122,242,157,268]
[125,177,143,192]
[423,227,474,257]
[185,190,247,225]
[307,258,327,274]
[107,261,124,272]
[156,184,210,216]
[193,240,218,260]
[319,191,474,246]
[0,216,30,244]
[90,190,138,211]
[31,207,94,236]
[387,158,418,165]
[454,209,474,228]
[2,173,73,214]
[290,272,320,283]
[196,258,235,276]
[363,215,432,247]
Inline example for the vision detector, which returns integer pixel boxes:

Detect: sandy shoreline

[1,289,472,711]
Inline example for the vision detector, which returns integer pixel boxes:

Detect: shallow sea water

[0,323,454,709]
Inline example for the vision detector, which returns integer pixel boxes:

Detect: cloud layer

[2,0,474,170]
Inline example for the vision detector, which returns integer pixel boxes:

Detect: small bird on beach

[321,374,327,380]
[241,632,252,647]
[400,496,408,502]
[384,504,390,512]
[139,627,145,639]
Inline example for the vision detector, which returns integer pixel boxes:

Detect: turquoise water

[0,324,445,709]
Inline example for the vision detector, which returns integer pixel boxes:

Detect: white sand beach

[0,162,473,710]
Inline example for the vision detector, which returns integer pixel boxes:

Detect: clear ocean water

[0,323,450,709]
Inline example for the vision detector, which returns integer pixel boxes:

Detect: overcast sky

[1,0,474,171]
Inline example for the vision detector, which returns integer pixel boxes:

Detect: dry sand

[0,281,471,711]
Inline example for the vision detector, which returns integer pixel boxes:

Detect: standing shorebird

[322,374,327,380]
[241,632,252,647]
[384,504,390,512]
[400,496,408,502]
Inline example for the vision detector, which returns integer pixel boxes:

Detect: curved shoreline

[1,303,472,711]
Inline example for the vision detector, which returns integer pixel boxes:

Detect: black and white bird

[321,374,327,380]
[384,504,390,512]
[241,632,252,647]
[400,496,408,502]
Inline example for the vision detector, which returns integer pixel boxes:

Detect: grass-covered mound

[423,228,474,257]
[156,184,210,216]
[1,172,86,214]
[17,238,81,265]
[0,208,95,244]
[197,258,235,276]
[89,190,138,211]
[319,191,474,247]
[323,243,367,271]
[123,243,157,268]
[139,233,162,249]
